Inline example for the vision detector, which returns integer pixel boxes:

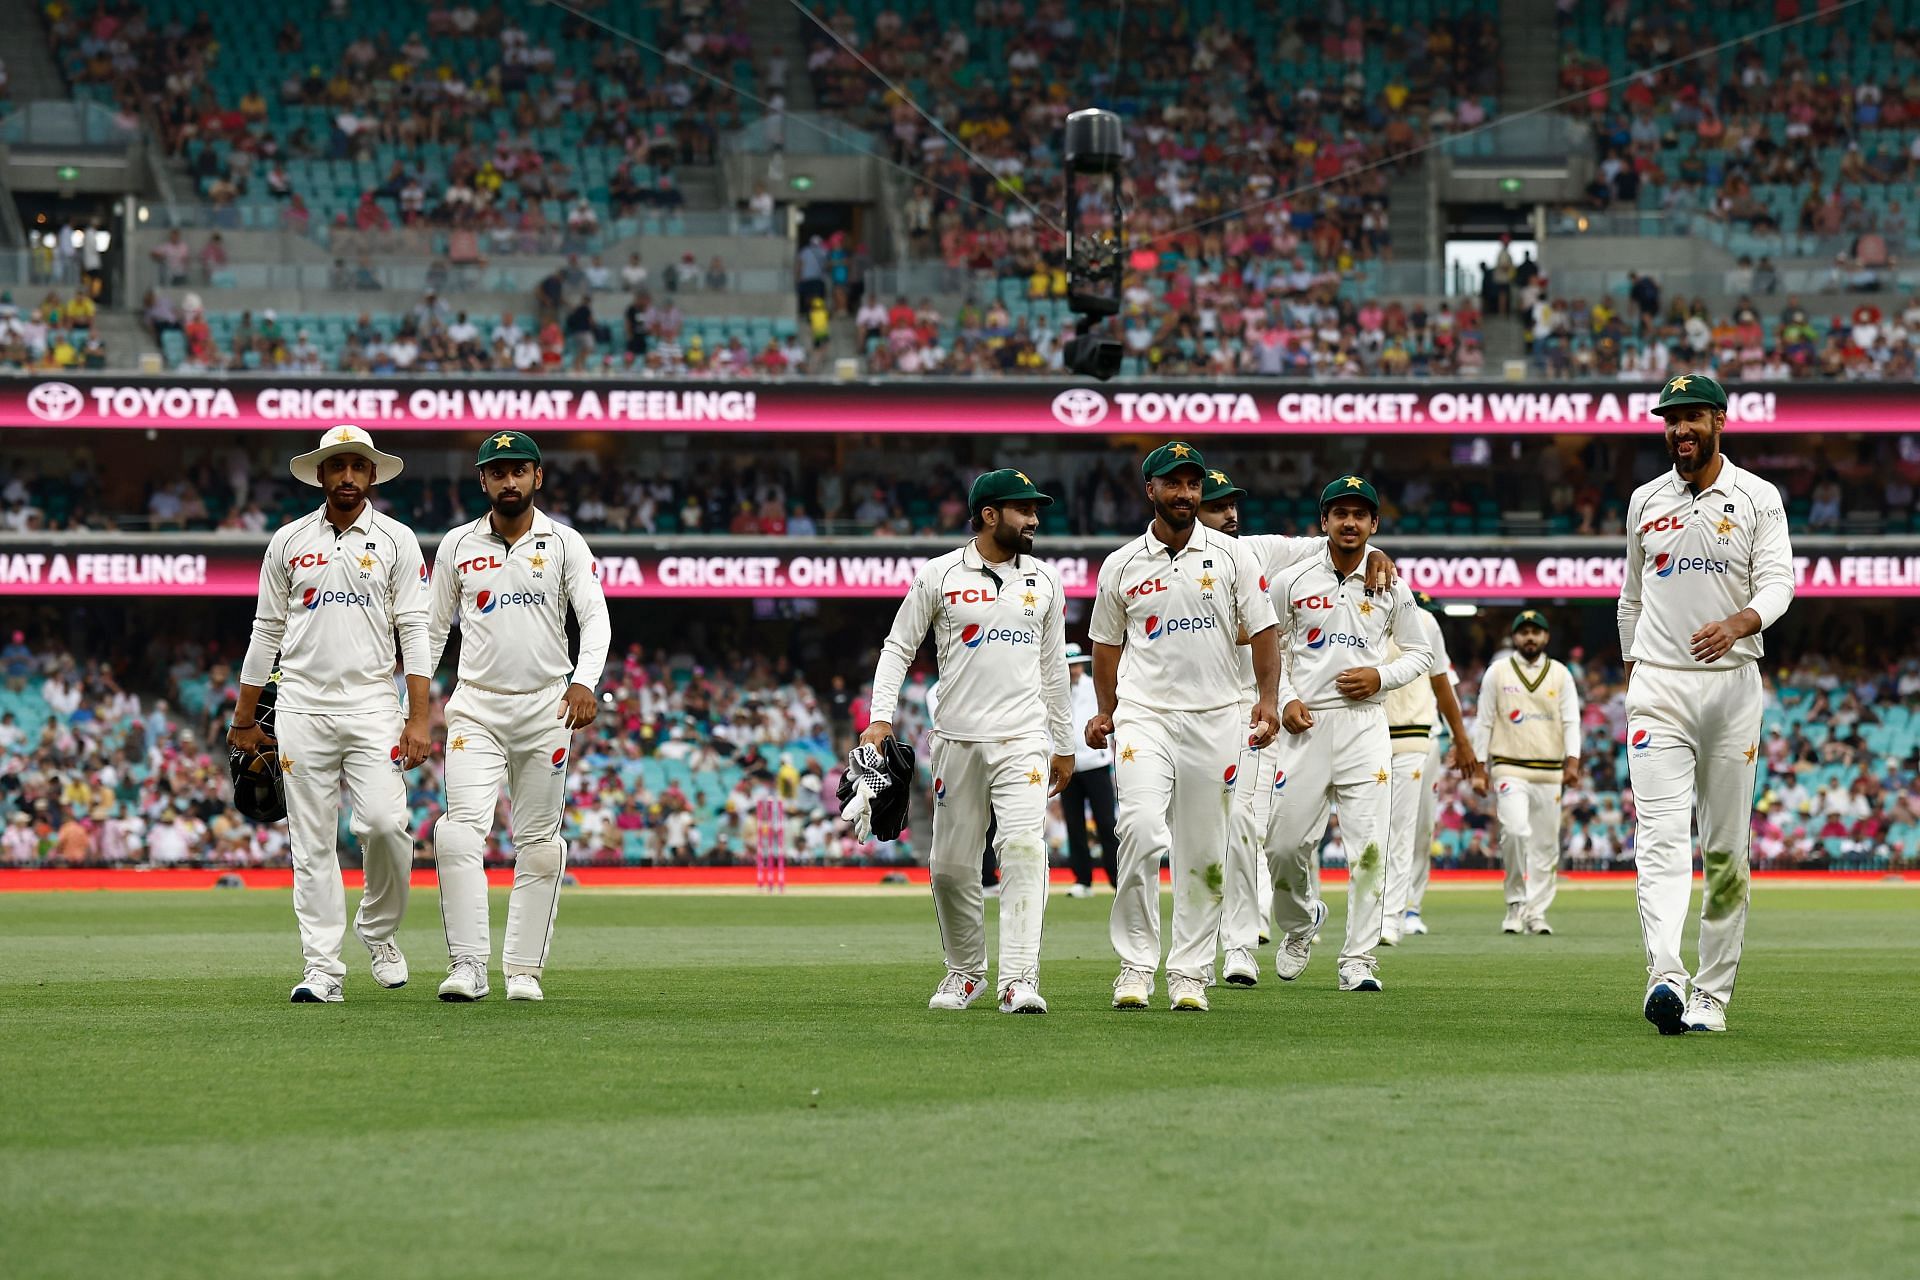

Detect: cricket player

[1620,373,1793,1034]
[1266,476,1432,992]
[865,469,1074,1014]
[1381,591,1478,945]
[1087,442,1280,1013]
[230,425,431,1003]
[1193,468,1395,986]
[1470,610,1580,937]
[427,431,611,1003]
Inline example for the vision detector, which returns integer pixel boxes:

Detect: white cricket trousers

[1384,744,1433,926]
[1407,738,1444,914]
[1267,703,1392,965]
[434,680,572,977]
[1111,699,1240,982]
[1626,661,1764,1005]
[1495,775,1563,920]
[1219,699,1274,955]
[927,733,1051,988]
[275,708,413,980]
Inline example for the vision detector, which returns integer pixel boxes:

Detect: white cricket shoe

[1502,903,1523,934]
[1403,910,1430,936]
[1222,948,1259,987]
[998,981,1048,1014]
[1684,990,1727,1033]
[359,932,408,988]
[506,974,545,1002]
[1525,917,1554,936]
[1065,883,1093,899]
[1643,977,1689,1036]
[438,957,491,1002]
[1112,967,1153,1009]
[1337,960,1383,992]
[1168,974,1209,1012]
[290,969,343,1003]
[928,970,986,1010]
[1275,900,1328,981]
[1380,922,1401,947]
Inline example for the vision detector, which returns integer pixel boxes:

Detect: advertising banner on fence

[2,374,1914,435]
[3,547,1917,597]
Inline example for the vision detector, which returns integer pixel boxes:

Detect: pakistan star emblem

[1667,374,1692,393]
[1716,517,1734,536]
[1013,470,1031,485]
[1412,769,1422,782]
[278,756,295,772]
[491,432,517,450]
[333,428,355,443]
[1374,769,1389,784]
[449,736,468,752]
[1120,745,1136,763]
[1743,743,1758,764]
[1168,442,1192,458]
[1359,600,1373,616]
[1208,470,1228,485]
[530,553,547,570]
[1021,590,1035,608]
[357,553,374,570]
[1198,572,1216,591]
[1343,475,1365,489]
[1026,768,1043,786]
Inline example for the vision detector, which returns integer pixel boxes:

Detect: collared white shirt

[241,505,431,714]
[427,507,612,693]
[868,540,1072,754]
[1619,456,1795,671]
[1089,520,1278,713]
[1271,545,1431,712]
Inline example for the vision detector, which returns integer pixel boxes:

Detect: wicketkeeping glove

[838,742,889,841]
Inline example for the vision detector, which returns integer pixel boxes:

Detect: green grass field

[3,883,1917,1279]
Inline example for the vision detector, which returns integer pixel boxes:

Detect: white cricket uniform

[1265,552,1431,967]
[870,542,1072,992]
[427,509,611,979]
[241,505,430,980]
[1090,522,1277,984]
[1383,609,1454,928]
[1471,654,1581,924]
[1619,456,1793,1004]
[1219,533,1327,956]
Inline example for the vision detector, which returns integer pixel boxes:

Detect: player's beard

[1667,424,1720,477]
[490,490,531,519]
[323,479,365,514]
[1516,639,1546,662]
[1152,496,1195,531]
[990,521,1033,556]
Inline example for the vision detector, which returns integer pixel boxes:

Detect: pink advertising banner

[2,548,1917,597]
[1,375,1913,436]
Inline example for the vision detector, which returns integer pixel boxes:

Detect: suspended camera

[1061,108,1125,381]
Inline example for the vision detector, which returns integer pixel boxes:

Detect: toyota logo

[27,381,85,422]
[1051,388,1109,427]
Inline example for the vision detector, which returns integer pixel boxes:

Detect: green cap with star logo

[1414,590,1445,615]
[968,467,1053,517]
[1511,609,1551,634]
[1201,468,1246,503]
[475,430,542,467]
[1651,372,1728,416]
[1141,440,1206,480]
[1319,473,1380,513]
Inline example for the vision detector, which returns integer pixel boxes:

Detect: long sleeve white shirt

[869,541,1073,756]
[1272,546,1431,712]
[1470,653,1582,766]
[241,505,431,714]
[1088,521,1278,713]
[427,508,612,693]
[1618,456,1795,671]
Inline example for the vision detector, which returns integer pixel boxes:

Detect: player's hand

[1084,713,1114,750]
[1335,666,1382,701]
[398,716,430,769]
[1364,548,1397,595]
[1248,699,1279,749]
[1282,700,1314,734]
[557,683,598,730]
[1452,743,1483,786]
[1047,753,1074,796]
[1472,769,1490,797]
[859,720,893,749]
[1689,617,1744,663]
[1562,759,1581,788]
[227,723,274,756]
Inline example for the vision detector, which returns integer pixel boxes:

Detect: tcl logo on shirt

[472,589,548,615]
[1639,515,1687,535]
[288,552,330,569]
[1144,614,1217,640]
[457,555,506,574]
[1292,595,1333,610]
[944,588,996,604]
[1652,553,1731,578]
[1126,579,1170,598]
[959,624,1035,648]
[302,588,373,611]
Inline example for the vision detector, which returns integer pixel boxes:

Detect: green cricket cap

[1141,440,1206,479]
[475,430,542,467]
[1512,609,1551,634]
[1201,468,1247,503]
[968,467,1052,516]
[1319,474,1380,512]
[1651,372,1728,416]
[1414,590,1445,615]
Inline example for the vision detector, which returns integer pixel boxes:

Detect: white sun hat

[288,424,405,487]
